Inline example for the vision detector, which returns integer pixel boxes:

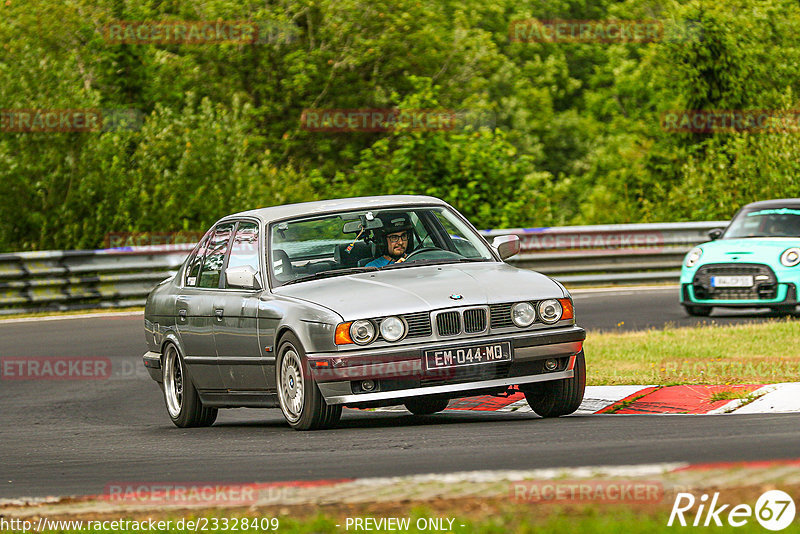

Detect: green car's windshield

[269,206,494,286]
[724,207,800,239]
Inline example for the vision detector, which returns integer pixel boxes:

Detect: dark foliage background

[1,0,799,251]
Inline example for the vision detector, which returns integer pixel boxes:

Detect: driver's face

[386,231,409,258]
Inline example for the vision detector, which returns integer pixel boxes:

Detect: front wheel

[522,351,586,418]
[771,305,796,315]
[162,343,217,427]
[683,305,712,317]
[404,397,450,415]
[276,333,342,430]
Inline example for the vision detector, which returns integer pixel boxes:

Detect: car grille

[401,311,431,338]
[489,303,514,329]
[463,308,487,333]
[436,311,461,336]
[692,263,777,300]
[434,307,488,336]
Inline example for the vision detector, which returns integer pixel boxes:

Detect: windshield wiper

[280,266,379,286]
[381,258,492,269]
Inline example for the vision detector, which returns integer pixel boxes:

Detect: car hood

[695,237,800,264]
[272,262,566,320]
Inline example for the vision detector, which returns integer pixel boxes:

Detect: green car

[680,198,800,316]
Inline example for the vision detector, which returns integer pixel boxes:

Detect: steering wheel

[402,247,462,262]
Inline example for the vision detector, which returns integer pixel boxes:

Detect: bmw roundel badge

[449,294,463,300]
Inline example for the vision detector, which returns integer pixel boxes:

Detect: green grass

[585,317,800,385]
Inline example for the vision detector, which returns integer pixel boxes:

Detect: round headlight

[685,247,703,268]
[350,320,376,345]
[538,299,563,324]
[380,316,406,342]
[511,302,536,327]
[781,248,800,267]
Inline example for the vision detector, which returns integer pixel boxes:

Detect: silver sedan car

[142,195,586,430]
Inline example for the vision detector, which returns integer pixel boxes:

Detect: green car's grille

[693,263,777,300]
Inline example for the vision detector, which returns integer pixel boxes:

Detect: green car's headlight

[780,247,800,267]
[685,247,703,268]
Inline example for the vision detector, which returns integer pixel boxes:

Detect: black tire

[683,305,712,317]
[404,397,450,415]
[522,351,586,418]
[771,305,796,315]
[276,332,342,431]
[162,343,218,428]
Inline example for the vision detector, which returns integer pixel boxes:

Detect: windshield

[268,206,495,286]
[724,207,800,239]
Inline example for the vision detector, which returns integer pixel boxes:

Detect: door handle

[178,309,187,319]
[215,308,224,320]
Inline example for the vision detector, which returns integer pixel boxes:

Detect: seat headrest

[335,241,371,267]
[272,249,293,281]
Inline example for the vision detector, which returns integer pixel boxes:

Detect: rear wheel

[276,333,342,430]
[163,343,217,427]
[683,305,712,317]
[404,397,450,415]
[523,351,586,418]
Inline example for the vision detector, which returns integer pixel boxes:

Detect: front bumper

[309,325,585,405]
[681,262,799,307]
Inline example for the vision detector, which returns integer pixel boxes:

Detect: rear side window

[184,232,212,287]
[197,222,235,288]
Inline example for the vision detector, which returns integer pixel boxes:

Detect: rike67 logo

[668,490,796,530]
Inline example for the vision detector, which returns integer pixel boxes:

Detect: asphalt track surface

[1,287,798,498]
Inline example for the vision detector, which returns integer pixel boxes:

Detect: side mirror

[225,265,262,290]
[708,228,724,241]
[491,235,520,260]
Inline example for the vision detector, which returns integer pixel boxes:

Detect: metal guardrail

[482,221,725,286]
[0,222,726,315]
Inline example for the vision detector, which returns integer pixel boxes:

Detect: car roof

[222,195,450,223]
[742,198,800,210]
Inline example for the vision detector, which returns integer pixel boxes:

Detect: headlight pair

[511,299,565,326]
[336,316,407,345]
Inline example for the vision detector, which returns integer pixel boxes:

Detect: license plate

[711,275,753,288]
[425,342,512,370]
